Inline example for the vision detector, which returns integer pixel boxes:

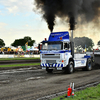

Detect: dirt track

[0,65,100,100]
[0,59,40,65]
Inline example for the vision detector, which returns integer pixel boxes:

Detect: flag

[85,45,86,52]
[25,42,28,46]
[25,42,28,50]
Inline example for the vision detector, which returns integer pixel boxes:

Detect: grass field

[0,63,40,68]
[52,84,100,100]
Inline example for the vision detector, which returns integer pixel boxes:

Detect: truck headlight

[57,60,65,63]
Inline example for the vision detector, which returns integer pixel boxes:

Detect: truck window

[42,43,48,50]
[42,42,62,50]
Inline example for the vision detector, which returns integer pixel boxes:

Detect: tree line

[0,36,100,49]
[0,36,35,48]
[74,37,94,49]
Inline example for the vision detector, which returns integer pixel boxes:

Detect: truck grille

[46,60,56,64]
[42,54,60,59]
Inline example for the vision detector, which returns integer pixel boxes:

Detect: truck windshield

[42,42,62,50]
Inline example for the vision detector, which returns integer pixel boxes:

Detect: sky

[0,0,100,46]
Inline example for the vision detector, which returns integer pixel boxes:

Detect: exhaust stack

[71,30,74,42]
[70,30,74,58]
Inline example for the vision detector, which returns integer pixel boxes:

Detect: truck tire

[83,58,92,71]
[86,58,92,71]
[46,68,53,73]
[67,61,74,74]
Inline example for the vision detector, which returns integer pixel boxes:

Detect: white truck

[40,31,93,73]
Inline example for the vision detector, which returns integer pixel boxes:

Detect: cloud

[0,22,7,28]
[25,24,29,27]
[0,0,34,14]
[7,5,18,13]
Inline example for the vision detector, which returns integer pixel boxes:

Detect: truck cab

[40,31,92,73]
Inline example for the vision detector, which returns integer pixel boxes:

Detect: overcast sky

[0,0,100,46]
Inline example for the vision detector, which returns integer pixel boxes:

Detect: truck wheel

[86,58,92,71]
[46,68,53,73]
[67,61,74,74]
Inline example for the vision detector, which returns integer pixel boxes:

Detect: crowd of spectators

[0,50,39,55]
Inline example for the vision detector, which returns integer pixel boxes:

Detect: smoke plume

[34,0,100,32]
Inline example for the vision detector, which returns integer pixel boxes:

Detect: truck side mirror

[38,44,40,51]
[38,44,42,51]
[64,43,69,49]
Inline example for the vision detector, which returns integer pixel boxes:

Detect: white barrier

[0,54,40,58]
[0,52,100,58]
[87,52,100,55]
[0,55,14,58]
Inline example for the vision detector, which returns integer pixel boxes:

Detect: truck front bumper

[41,63,64,68]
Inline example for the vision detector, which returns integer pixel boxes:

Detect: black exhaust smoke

[34,0,100,32]
[68,12,75,30]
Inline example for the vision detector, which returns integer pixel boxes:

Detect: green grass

[52,84,100,100]
[0,63,40,68]
[0,57,40,61]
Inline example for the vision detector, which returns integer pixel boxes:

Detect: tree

[24,36,35,46]
[0,38,5,47]
[74,37,94,49]
[24,36,31,42]
[97,40,100,47]
[11,36,35,47]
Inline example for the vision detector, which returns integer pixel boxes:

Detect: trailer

[40,31,93,73]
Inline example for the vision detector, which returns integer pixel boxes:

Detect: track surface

[0,65,100,100]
